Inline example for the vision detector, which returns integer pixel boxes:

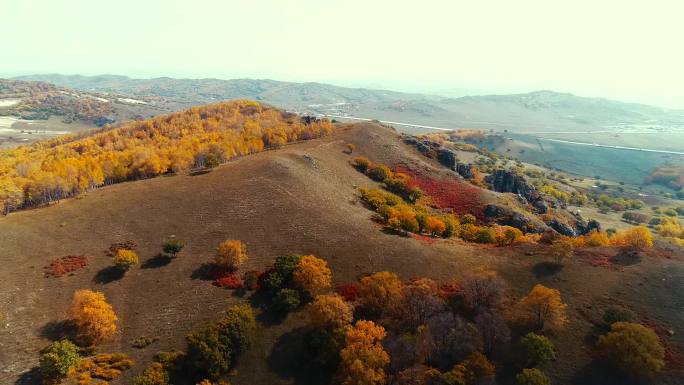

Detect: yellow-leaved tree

[215,240,248,270]
[516,284,568,331]
[293,255,332,295]
[339,320,390,385]
[306,294,353,329]
[357,271,403,317]
[70,289,118,345]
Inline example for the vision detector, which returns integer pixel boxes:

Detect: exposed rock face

[549,220,577,237]
[484,204,549,234]
[455,163,474,179]
[485,170,547,213]
[576,219,601,235]
[437,148,457,168]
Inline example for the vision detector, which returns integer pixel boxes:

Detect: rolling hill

[14,74,684,134]
[1,107,683,385]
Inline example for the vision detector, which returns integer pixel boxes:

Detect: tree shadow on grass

[142,254,172,269]
[93,266,125,284]
[248,290,289,326]
[40,319,78,342]
[532,261,564,278]
[267,327,333,385]
[190,263,218,281]
[571,360,642,385]
[610,249,642,266]
[14,366,40,385]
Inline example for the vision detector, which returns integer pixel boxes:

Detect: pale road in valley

[322,114,684,156]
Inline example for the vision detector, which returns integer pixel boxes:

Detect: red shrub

[395,165,484,219]
[45,255,89,278]
[337,283,359,302]
[642,318,684,369]
[213,274,243,289]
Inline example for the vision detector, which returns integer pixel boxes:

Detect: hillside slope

[1,123,683,385]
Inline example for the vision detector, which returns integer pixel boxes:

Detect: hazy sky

[3,0,684,108]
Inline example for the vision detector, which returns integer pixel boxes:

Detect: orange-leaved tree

[70,289,118,345]
[357,271,403,317]
[339,320,390,385]
[293,255,332,295]
[516,284,568,331]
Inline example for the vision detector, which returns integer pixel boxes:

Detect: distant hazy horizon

[3,0,684,108]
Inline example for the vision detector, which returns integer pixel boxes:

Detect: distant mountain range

[10,73,684,134]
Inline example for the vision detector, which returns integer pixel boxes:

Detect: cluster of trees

[15,92,114,122]
[353,157,423,203]
[296,268,572,385]
[569,227,654,250]
[359,187,533,246]
[654,217,684,246]
[593,194,644,213]
[259,254,333,312]
[622,211,651,224]
[38,290,127,384]
[0,100,334,213]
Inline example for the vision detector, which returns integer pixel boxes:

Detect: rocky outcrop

[485,170,547,213]
[548,220,577,237]
[576,219,601,235]
[455,163,474,179]
[437,148,457,168]
[484,204,549,234]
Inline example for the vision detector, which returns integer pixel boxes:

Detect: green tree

[520,333,556,367]
[162,239,185,257]
[516,368,550,385]
[39,340,81,381]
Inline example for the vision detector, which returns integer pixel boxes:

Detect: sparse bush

[215,240,248,270]
[72,353,134,384]
[114,249,139,271]
[70,290,118,345]
[461,214,477,225]
[550,238,574,262]
[360,188,402,210]
[39,340,81,381]
[131,336,158,349]
[162,239,185,257]
[602,305,637,326]
[495,225,523,246]
[520,333,556,367]
[352,156,372,172]
[584,230,610,247]
[346,143,356,154]
[132,362,169,385]
[597,322,665,377]
[369,164,393,182]
[425,216,446,236]
[516,368,550,385]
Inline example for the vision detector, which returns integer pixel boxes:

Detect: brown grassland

[1,123,683,385]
